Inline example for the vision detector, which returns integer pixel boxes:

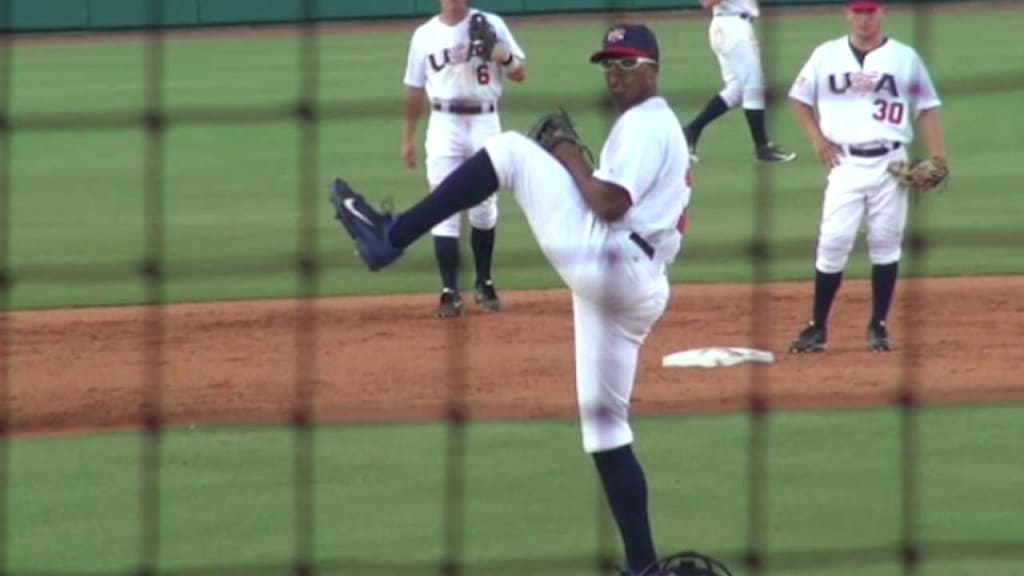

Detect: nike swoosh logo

[343,197,374,227]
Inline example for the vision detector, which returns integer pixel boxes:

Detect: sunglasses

[598,57,657,71]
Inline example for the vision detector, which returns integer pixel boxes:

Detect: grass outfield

[3,6,1024,576]
[4,8,1023,310]
[6,408,1024,575]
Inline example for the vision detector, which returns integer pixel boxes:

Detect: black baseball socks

[593,444,658,575]
[871,262,899,325]
[389,149,499,249]
[685,95,730,146]
[813,269,844,328]
[471,226,496,284]
[433,236,460,291]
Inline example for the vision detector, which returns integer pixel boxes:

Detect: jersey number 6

[872,99,905,125]
[476,64,491,85]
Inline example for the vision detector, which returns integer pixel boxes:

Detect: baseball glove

[887,156,949,193]
[468,13,498,60]
[527,108,595,165]
[639,551,735,576]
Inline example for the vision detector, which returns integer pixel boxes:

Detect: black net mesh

[0,1,1022,575]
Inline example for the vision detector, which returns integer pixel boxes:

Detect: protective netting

[1,1,1022,575]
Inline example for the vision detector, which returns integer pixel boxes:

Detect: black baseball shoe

[329,178,403,271]
[623,551,734,576]
[473,279,501,312]
[866,320,893,352]
[790,321,827,353]
[437,288,463,319]
[755,142,797,164]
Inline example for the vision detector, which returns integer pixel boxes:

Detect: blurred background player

[683,0,796,163]
[787,0,946,352]
[402,0,527,317]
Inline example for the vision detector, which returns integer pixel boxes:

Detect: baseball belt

[432,100,498,115]
[629,232,655,260]
[848,142,902,157]
[714,12,755,21]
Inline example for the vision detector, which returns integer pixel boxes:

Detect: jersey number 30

[476,65,490,85]
[872,99,905,125]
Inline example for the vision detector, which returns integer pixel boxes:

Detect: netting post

[138,0,169,574]
[898,1,937,573]
[0,0,13,571]
[293,0,322,574]
[743,2,784,573]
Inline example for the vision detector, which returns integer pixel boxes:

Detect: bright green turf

[3,8,1024,576]
[4,9,1023,309]
[5,407,1024,574]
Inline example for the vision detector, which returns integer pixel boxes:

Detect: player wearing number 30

[402,0,527,318]
[787,0,946,353]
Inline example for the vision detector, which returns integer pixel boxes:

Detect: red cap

[847,0,884,11]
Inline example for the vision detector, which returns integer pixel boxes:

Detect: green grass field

[5,6,1024,309]
[3,5,1024,575]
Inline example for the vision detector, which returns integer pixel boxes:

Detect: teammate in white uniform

[683,0,797,163]
[403,0,527,318]
[332,24,725,576]
[787,0,946,353]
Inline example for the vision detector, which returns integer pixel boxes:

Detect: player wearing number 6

[402,0,527,318]
[787,0,946,353]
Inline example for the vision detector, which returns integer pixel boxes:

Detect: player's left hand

[401,138,417,170]
[527,108,594,165]
[469,13,499,61]
[887,156,949,193]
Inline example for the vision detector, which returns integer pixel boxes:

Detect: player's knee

[719,83,743,108]
[430,214,462,238]
[468,199,498,230]
[579,401,634,454]
[741,87,766,110]
[486,131,529,154]
[482,131,530,188]
[867,231,903,264]
[815,234,855,273]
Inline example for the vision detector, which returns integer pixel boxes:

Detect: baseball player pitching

[402,0,527,318]
[788,0,947,353]
[683,0,796,163]
[332,23,731,576]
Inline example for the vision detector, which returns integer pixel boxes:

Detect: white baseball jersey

[593,96,690,263]
[480,96,689,453]
[403,10,526,102]
[713,0,760,18]
[789,37,941,145]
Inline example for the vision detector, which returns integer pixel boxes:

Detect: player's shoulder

[881,37,924,60]
[623,97,682,132]
[410,15,442,38]
[811,36,850,57]
[471,9,510,27]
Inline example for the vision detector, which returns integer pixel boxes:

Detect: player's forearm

[403,87,425,141]
[917,107,947,160]
[491,43,526,83]
[700,0,723,8]
[791,99,825,143]
[557,148,629,222]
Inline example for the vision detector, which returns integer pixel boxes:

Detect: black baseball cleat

[789,321,827,353]
[329,178,403,271]
[437,288,463,319]
[473,279,501,312]
[755,142,797,164]
[623,551,734,576]
[866,320,893,352]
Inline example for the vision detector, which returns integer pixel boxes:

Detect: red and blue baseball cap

[847,0,884,11]
[589,24,660,63]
